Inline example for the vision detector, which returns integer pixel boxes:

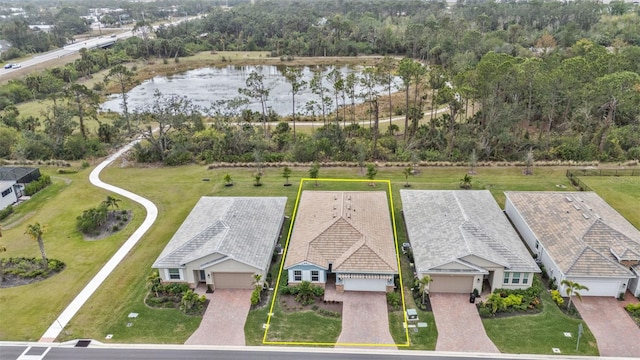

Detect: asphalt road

[0,345,531,360]
[0,16,201,79]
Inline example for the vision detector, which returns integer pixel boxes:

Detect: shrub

[478,304,493,318]
[76,204,108,234]
[318,308,340,317]
[386,292,401,309]
[625,303,640,316]
[0,205,13,220]
[551,290,565,307]
[251,287,261,305]
[24,175,52,196]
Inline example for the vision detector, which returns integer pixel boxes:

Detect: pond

[101,65,402,116]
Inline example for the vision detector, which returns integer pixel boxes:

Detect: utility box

[407,308,418,321]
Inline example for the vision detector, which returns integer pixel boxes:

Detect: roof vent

[565,196,573,202]
[576,196,584,202]
[333,204,337,210]
[347,212,351,218]
[347,203,351,210]
[582,213,590,220]
[333,212,337,218]
[334,195,338,200]
[348,195,352,200]
[573,204,581,211]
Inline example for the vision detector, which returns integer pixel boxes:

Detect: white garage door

[343,278,387,292]
[430,275,474,293]
[212,272,254,289]
[568,279,621,297]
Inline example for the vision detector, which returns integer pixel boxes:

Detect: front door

[199,270,206,283]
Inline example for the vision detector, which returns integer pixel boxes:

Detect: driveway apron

[573,296,640,358]
[430,293,499,353]
[336,292,396,348]
[185,289,252,346]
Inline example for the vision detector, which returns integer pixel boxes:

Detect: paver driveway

[336,292,396,348]
[573,296,640,358]
[430,293,499,353]
[185,289,252,346]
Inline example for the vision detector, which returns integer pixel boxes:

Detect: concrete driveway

[573,296,640,357]
[185,289,252,346]
[430,293,499,353]
[336,292,396,348]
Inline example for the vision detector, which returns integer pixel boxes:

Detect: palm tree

[460,174,473,189]
[147,270,161,297]
[561,279,589,310]
[417,275,433,304]
[102,195,121,210]
[0,242,6,282]
[25,223,47,268]
[253,274,263,302]
[403,167,413,187]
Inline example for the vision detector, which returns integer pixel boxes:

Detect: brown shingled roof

[284,191,397,273]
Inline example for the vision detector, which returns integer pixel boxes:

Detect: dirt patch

[83,210,132,241]
[279,294,343,315]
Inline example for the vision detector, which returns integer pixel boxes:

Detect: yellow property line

[263,178,410,346]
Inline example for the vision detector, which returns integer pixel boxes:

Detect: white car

[3,63,21,69]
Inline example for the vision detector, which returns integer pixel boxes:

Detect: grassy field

[0,166,144,341]
[483,289,599,356]
[580,175,640,228]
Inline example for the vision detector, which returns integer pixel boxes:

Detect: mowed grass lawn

[4,161,637,347]
[0,167,144,341]
[483,289,599,356]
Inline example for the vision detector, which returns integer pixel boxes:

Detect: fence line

[566,168,639,192]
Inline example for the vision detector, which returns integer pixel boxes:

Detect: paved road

[39,139,159,342]
[0,16,201,79]
[0,344,559,360]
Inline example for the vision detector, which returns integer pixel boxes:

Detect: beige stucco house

[284,191,398,292]
[505,191,640,297]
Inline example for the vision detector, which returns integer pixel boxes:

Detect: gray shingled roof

[400,190,539,274]
[153,196,287,271]
[505,191,639,278]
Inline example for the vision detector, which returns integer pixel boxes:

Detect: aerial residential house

[284,191,398,292]
[505,191,640,297]
[153,196,287,289]
[400,190,540,294]
[0,167,41,211]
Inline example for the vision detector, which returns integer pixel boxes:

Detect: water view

[101,65,402,116]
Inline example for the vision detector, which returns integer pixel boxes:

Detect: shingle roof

[400,190,539,274]
[153,196,287,271]
[505,191,639,278]
[284,191,397,274]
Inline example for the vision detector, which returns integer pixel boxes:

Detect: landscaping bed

[145,282,207,316]
[279,293,342,317]
[625,303,640,328]
[82,209,132,240]
[0,257,65,288]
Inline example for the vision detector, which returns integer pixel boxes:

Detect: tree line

[0,0,639,164]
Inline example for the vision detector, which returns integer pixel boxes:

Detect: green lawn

[0,167,144,341]
[263,301,342,344]
[580,175,640,228]
[483,289,599,356]
[3,161,637,346]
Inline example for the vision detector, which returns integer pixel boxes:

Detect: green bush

[386,291,401,309]
[24,175,52,196]
[251,287,261,305]
[625,303,640,316]
[318,308,340,317]
[76,204,108,234]
[0,205,14,220]
[551,289,565,307]
[478,304,493,318]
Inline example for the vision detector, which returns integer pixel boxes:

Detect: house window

[503,273,510,284]
[311,270,319,282]
[294,270,302,281]
[523,273,529,284]
[512,272,521,284]
[168,268,181,280]
[1,188,12,197]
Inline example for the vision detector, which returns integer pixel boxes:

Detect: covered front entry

[430,274,474,293]
[212,272,254,289]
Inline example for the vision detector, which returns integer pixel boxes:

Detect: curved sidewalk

[40,140,159,342]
